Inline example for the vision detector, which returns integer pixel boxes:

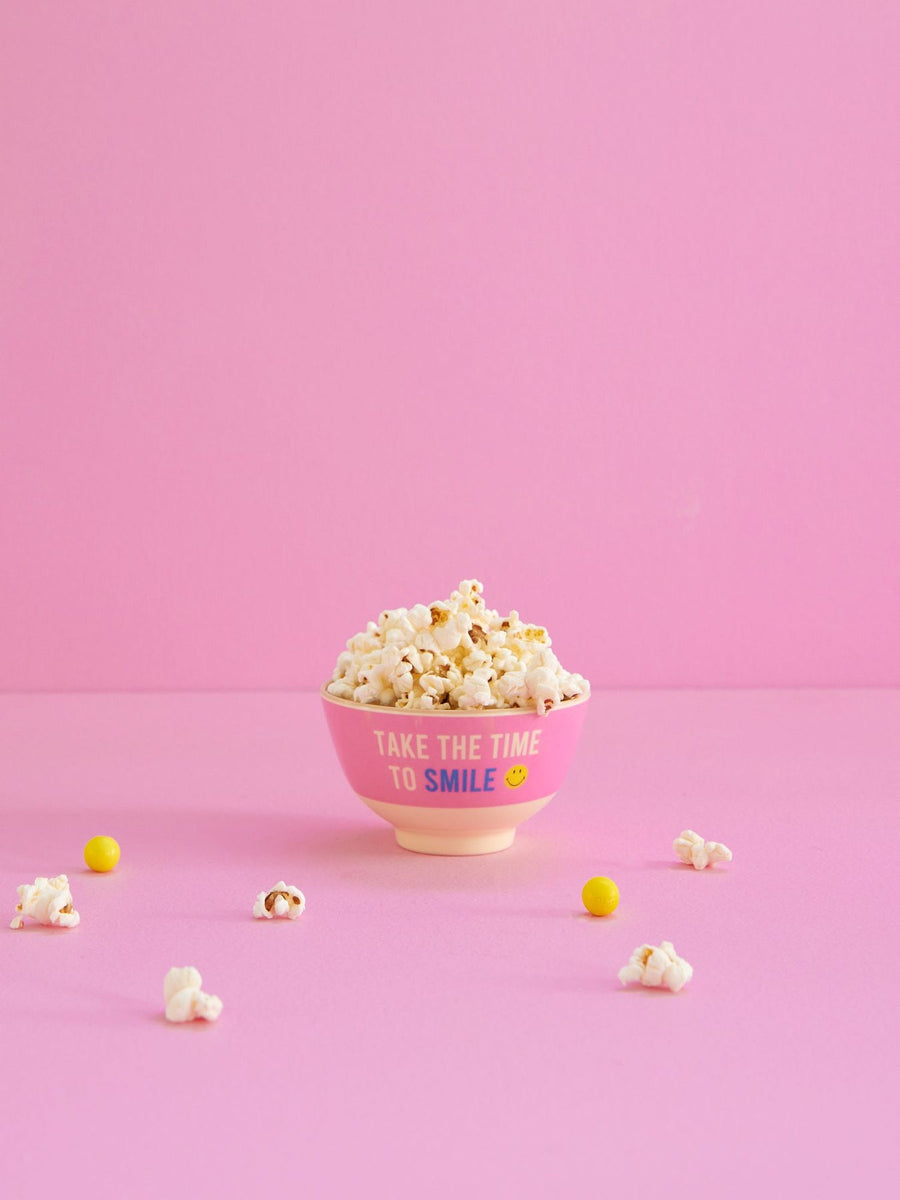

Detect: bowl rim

[320,683,590,717]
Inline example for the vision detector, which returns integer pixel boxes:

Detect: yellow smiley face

[504,764,529,789]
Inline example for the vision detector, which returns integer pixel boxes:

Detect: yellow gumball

[84,835,121,873]
[582,875,619,917]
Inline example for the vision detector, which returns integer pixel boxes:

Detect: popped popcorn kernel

[164,966,223,1023]
[10,875,80,930]
[673,829,733,870]
[618,941,693,993]
[253,881,306,920]
[326,581,589,716]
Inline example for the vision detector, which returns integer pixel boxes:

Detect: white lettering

[510,731,530,757]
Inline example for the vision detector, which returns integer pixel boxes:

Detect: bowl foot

[394,827,516,856]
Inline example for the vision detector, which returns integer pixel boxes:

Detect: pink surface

[2,2,900,692]
[2,689,898,1198]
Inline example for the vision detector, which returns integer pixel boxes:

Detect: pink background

[4,9,898,1195]
[2,1,899,693]
[2,689,898,1197]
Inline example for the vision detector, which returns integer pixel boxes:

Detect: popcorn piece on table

[673,829,733,870]
[164,967,223,1023]
[253,881,306,920]
[10,874,80,929]
[618,941,693,993]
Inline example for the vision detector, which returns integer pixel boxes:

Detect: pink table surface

[2,689,898,1199]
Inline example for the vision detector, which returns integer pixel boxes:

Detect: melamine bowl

[321,687,590,855]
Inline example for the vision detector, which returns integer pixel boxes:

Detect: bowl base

[359,795,555,856]
[394,827,516,856]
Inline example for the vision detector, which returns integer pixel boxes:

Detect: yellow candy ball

[582,876,619,916]
[84,835,121,873]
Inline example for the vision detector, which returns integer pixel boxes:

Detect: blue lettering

[484,767,496,792]
[439,769,460,793]
[424,768,438,792]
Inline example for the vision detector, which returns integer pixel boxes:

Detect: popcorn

[493,669,528,708]
[164,967,223,1023]
[451,666,496,711]
[673,829,733,870]
[253,882,306,920]
[326,580,589,715]
[525,664,563,715]
[10,875,80,929]
[618,941,693,993]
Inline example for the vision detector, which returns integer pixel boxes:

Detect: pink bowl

[321,687,590,855]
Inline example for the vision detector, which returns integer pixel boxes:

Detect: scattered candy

[10,874,80,929]
[673,829,732,870]
[163,967,223,1023]
[581,876,619,916]
[84,835,121,873]
[253,882,306,920]
[618,941,693,993]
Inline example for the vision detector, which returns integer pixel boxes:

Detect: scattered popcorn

[673,829,733,870]
[253,882,306,920]
[618,941,693,993]
[10,875,80,929]
[163,967,223,1023]
[326,580,589,715]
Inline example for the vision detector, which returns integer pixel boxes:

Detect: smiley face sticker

[504,764,529,789]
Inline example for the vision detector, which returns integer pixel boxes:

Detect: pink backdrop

[2,1,898,692]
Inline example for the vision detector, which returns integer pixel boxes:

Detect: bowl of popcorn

[322,580,590,855]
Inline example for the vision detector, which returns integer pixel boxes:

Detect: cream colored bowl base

[360,795,555,856]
